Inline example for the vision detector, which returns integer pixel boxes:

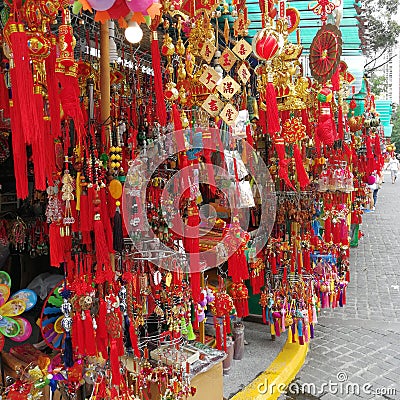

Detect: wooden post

[99,21,115,270]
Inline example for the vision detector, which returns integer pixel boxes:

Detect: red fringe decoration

[331,68,340,91]
[110,338,121,386]
[270,254,277,274]
[45,44,61,138]
[49,223,64,267]
[332,222,341,244]
[9,102,28,199]
[365,136,375,174]
[73,313,85,355]
[316,113,335,146]
[228,250,249,283]
[258,107,267,134]
[31,93,47,191]
[303,250,311,274]
[151,35,167,126]
[79,193,91,232]
[94,215,110,268]
[293,143,310,189]
[275,141,295,190]
[129,323,141,358]
[96,299,109,359]
[215,317,222,350]
[9,28,40,144]
[83,310,97,356]
[265,82,280,135]
[301,108,310,135]
[324,216,332,243]
[57,70,85,144]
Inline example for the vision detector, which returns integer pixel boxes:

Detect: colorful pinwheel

[0,271,37,351]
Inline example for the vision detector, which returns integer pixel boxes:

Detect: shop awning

[375,100,394,138]
[245,0,362,56]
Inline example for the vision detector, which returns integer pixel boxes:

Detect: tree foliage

[370,75,387,97]
[362,0,400,70]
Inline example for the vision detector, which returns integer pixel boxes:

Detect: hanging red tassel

[72,313,85,355]
[290,249,295,273]
[270,253,277,274]
[316,111,335,146]
[332,221,341,244]
[265,82,280,135]
[258,107,267,134]
[151,32,167,126]
[45,42,62,138]
[214,317,222,350]
[49,223,64,267]
[293,143,310,189]
[275,139,295,190]
[331,68,340,91]
[129,323,141,358]
[365,136,375,174]
[324,216,332,243]
[303,250,311,274]
[110,338,121,386]
[31,92,47,191]
[83,309,97,356]
[9,101,28,199]
[8,24,40,144]
[96,298,108,359]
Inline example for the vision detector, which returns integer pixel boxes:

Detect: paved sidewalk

[282,172,400,400]
[223,321,287,399]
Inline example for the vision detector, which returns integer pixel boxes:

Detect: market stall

[0,0,386,398]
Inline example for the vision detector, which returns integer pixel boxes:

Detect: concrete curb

[231,336,308,400]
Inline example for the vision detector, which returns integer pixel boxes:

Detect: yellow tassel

[76,171,81,211]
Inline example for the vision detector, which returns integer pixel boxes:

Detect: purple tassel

[310,323,314,339]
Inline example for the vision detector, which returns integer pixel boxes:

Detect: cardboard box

[190,361,223,400]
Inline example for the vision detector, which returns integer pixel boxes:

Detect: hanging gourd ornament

[317,87,333,103]
[252,27,283,61]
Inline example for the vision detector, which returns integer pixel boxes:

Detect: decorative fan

[0,271,37,351]
[309,24,342,83]
[40,283,65,350]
